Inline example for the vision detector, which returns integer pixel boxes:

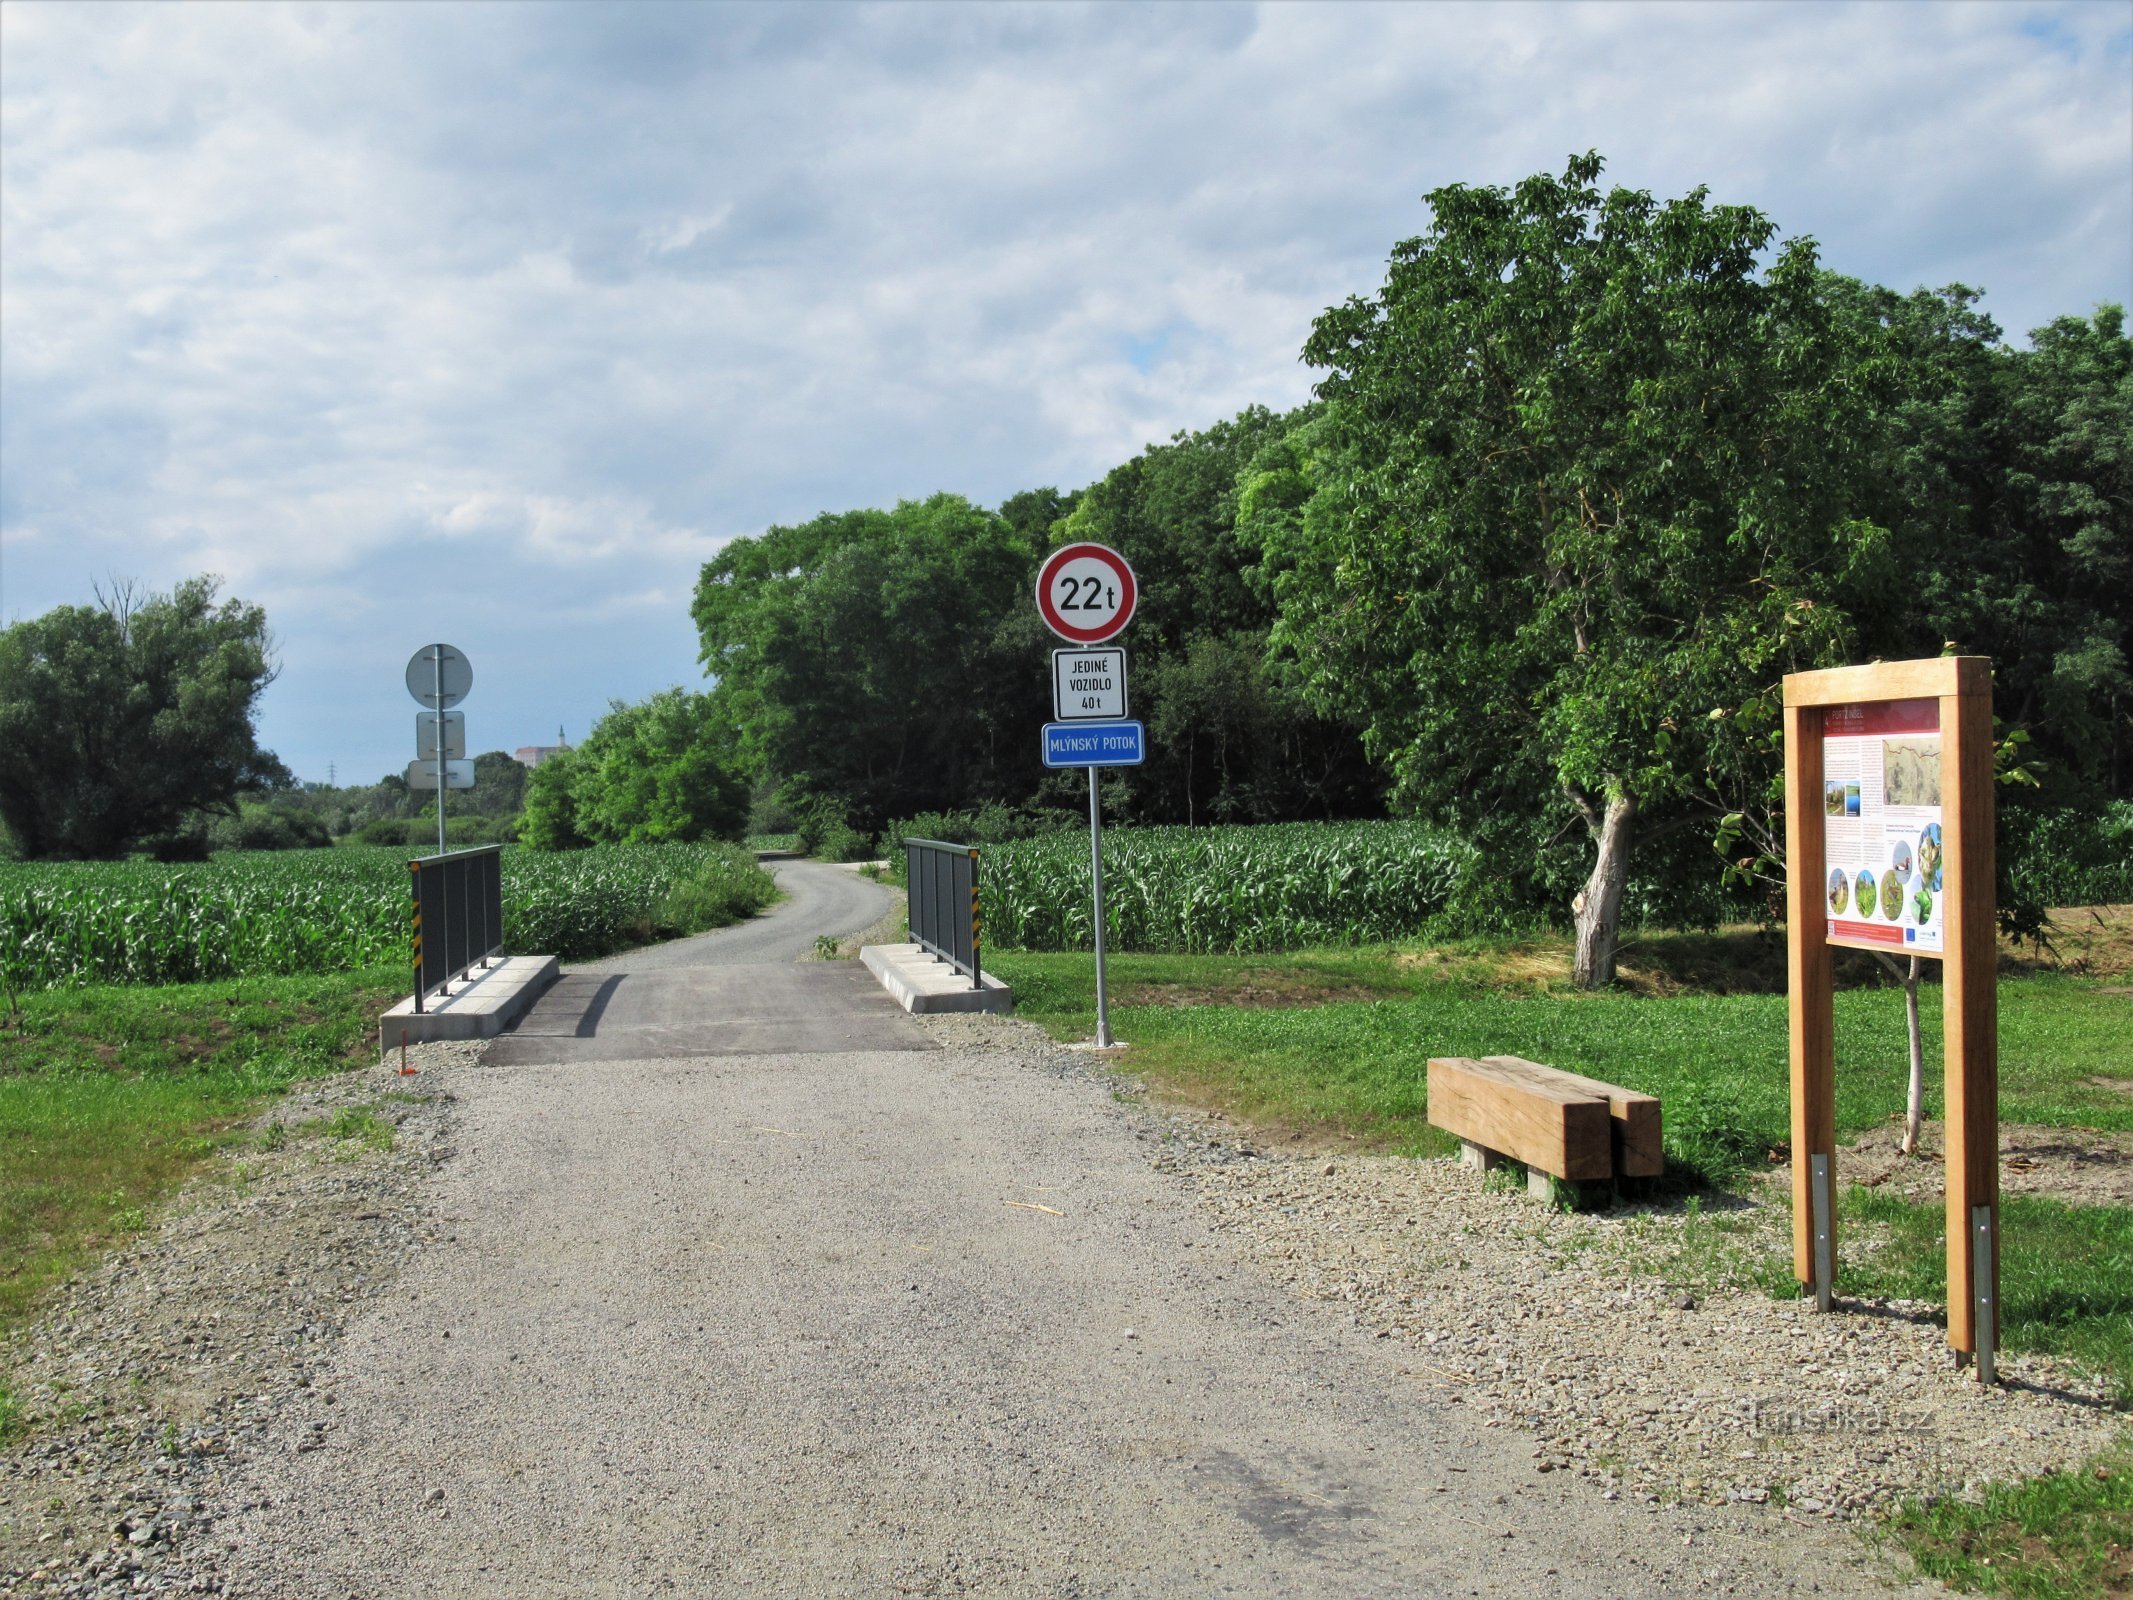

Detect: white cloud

[2,0,2127,779]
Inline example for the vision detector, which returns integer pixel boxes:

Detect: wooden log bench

[1426,1055,1662,1201]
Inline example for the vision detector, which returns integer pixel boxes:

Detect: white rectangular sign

[416,711,466,761]
[406,758,475,791]
[1820,699,1944,955]
[1052,648,1128,721]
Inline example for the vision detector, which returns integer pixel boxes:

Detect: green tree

[1266,155,1885,985]
[1057,406,1383,824]
[467,750,530,819]
[517,750,587,850]
[1834,286,2133,799]
[693,493,1046,829]
[0,577,285,859]
[516,691,746,850]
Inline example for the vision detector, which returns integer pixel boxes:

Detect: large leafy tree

[1832,285,2132,800]
[518,689,747,850]
[692,493,1045,829]
[1056,406,1383,824]
[1265,155,1886,985]
[0,576,285,859]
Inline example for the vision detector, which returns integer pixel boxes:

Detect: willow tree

[1263,154,1885,985]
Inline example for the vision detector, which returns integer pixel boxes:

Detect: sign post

[405,644,474,856]
[1035,544,1140,1048]
[1783,656,1997,1380]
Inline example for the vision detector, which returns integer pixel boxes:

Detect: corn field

[976,820,1477,953]
[0,843,769,991]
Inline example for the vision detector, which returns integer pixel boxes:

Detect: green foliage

[353,813,519,849]
[1888,1441,2133,1600]
[886,804,1070,854]
[1263,154,1883,978]
[979,819,1478,954]
[2002,803,2133,911]
[693,493,1046,831]
[211,800,334,852]
[652,844,781,931]
[0,842,778,988]
[1831,284,2132,803]
[516,691,746,850]
[518,749,589,850]
[1056,406,1382,825]
[0,576,287,860]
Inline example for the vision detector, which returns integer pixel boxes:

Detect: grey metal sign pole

[433,646,448,856]
[1088,766,1112,1048]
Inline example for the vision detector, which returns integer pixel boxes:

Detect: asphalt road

[217,860,1929,1598]
[576,856,896,969]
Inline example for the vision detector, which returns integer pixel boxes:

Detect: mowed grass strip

[0,969,398,1336]
[997,952,2133,1161]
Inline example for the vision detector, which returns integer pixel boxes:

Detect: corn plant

[0,842,769,990]
[979,819,1477,953]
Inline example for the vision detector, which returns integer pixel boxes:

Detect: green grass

[1840,1189,2133,1406]
[996,953,2133,1172]
[1885,1441,2133,1600]
[0,969,396,1335]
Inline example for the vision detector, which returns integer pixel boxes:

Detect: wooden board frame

[1783,656,1998,1371]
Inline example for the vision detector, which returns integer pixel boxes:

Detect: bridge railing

[904,838,981,991]
[410,845,504,1011]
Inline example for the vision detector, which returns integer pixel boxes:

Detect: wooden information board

[1783,657,1999,1379]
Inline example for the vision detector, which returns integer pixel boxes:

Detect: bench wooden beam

[1426,1056,1614,1181]
[1481,1055,1663,1178]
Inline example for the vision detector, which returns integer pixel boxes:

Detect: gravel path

[0,871,2023,1596]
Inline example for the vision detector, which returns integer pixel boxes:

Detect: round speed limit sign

[1035,542,1137,645]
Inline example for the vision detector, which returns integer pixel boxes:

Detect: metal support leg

[1810,1154,1834,1312]
[1972,1205,1997,1385]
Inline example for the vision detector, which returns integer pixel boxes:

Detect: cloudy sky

[3,0,2129,787]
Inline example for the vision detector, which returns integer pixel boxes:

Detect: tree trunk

[1572,791,1637,989]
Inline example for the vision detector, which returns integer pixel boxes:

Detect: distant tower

[328,762,336,786]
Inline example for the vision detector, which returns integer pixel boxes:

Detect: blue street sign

[1043,719,1145,768]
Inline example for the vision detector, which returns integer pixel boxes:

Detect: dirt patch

[1776,1120,2133,1209]
[1396,930,1921,998]
[2001,903,2133,980]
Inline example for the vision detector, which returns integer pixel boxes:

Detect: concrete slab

[380,955,557,1053]
[860,943,1015,1015]
[483,962,931,1064]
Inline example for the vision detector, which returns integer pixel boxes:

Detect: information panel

[1820,699,1944,953]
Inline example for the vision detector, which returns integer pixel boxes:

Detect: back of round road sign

[1036,543,1137,645]
[405,644,473,710]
